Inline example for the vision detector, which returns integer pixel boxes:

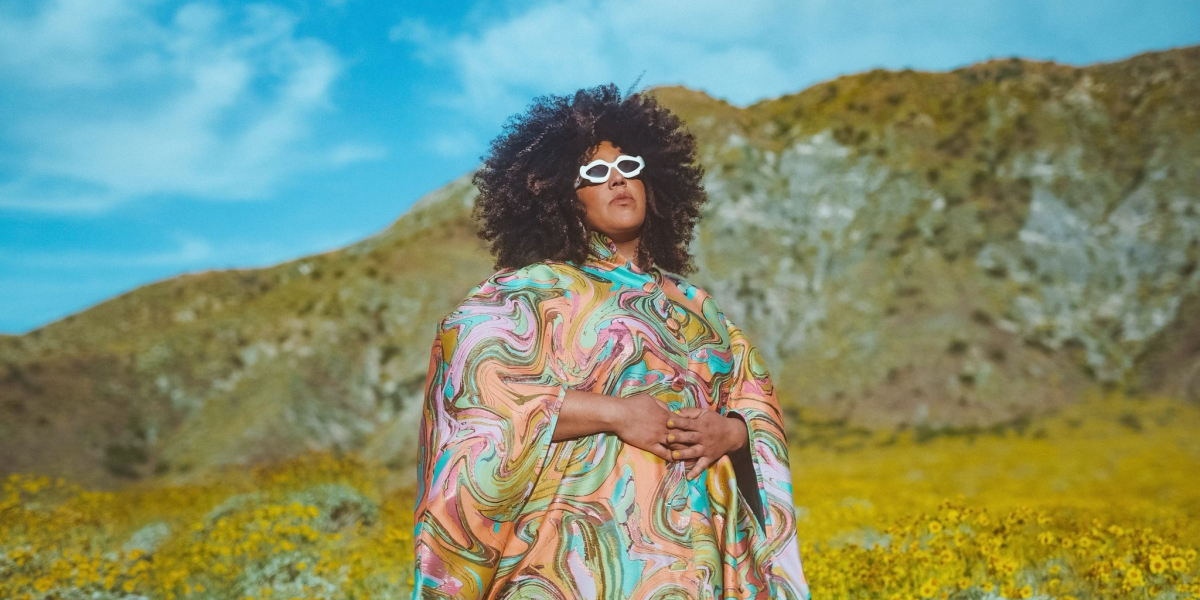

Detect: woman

[412,84,810,600]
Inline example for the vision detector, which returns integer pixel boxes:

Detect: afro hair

[472,83,707,274]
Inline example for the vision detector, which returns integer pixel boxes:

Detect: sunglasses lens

[616,159,641,174]
[584,164,610,179]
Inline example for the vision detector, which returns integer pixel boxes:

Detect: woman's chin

[596,221,644,240]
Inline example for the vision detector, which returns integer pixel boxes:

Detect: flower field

[2,393,1198,599]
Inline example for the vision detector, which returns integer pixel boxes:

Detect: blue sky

[1,0,1198,333]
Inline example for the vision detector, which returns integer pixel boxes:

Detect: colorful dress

[412,231,810,600]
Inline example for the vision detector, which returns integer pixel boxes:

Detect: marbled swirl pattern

[413,232,810,600]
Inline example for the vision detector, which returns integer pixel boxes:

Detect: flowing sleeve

[719,312,812,600]
[411,287,566,599]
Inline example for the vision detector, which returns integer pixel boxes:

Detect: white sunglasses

[576,155,645,186]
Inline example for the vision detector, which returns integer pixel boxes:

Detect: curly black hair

[472,83,707,275]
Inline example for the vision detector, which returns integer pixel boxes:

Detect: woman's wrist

[725,412,750,454]
[561,389,624,435]
[594,392,625,435]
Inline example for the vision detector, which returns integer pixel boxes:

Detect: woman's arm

[413,313,567,598]
[718,314,811,600]
[549,389,622,441]
[553,389,677,462]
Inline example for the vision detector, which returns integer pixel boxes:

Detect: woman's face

[575,140,646,243]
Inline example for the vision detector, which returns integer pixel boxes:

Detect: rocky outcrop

[2,46,1197,487]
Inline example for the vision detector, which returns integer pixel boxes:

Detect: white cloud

[390,0,804,128]
[392,0,1199,145]
[0,0,161,89]
[0,0,384,214]
[386,0,907,157]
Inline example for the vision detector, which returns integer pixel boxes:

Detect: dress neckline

[584,230,660,280]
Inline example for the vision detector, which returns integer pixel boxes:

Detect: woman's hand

[666,407,750,479]
[609,393,678,463]
[556,390,672,462]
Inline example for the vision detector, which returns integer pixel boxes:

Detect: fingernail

[667,420,674,427]
[668,434,675,442]
[673,450,679,458]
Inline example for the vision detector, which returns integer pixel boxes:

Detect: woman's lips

[610,193,633,204]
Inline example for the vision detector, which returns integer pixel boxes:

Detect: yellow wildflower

[33,577,53,593]
[1149,554,1167,574]
[919,578,938,598]
[1123,567,1145,588]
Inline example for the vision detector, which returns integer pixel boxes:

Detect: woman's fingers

[687,456,713,479]
[676,407,705,418]
[651,443,673,462]
[666,414,702,432]
[665,430,701,445]
[672,444,706,460]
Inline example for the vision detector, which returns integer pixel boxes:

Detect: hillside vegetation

[1,46,1198,487]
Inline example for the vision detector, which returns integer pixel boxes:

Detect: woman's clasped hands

[615,393,749,480]
[554,389,751,480]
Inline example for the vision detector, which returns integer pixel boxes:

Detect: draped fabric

[412,231,810,600]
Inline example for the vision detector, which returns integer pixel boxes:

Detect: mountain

[2,46,1198,488]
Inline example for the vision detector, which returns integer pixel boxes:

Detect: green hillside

[2,46,1198,488]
